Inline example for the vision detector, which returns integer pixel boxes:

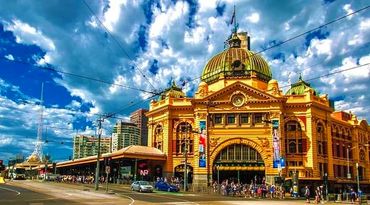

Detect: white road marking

[160,202,198,205]
[116,193,135,205]
[0,186,21,196]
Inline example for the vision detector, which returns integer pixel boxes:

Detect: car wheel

[167,188,171,192]
[131,187,134,191]
[139,188,142,192]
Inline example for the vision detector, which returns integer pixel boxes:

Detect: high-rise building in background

[73,135,111,159]
[111,121,141,152]
[130,109,148,146]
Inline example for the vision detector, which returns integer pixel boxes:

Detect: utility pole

[94,117,103,191]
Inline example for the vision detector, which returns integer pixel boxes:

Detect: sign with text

[199,120,207,167]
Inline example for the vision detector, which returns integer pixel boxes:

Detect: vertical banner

[199,120,207,167]
[272,119,281,168]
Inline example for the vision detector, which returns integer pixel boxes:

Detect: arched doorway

[213,144,265,184]
[174,164,193,184]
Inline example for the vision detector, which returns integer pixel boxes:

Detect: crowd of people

[54,175,98,183]
[212,178,286,199]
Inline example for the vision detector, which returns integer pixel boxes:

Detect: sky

[0,0,369,163]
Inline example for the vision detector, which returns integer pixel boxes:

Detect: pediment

[195,82,282,105]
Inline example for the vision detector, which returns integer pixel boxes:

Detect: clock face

[232,95,245,107]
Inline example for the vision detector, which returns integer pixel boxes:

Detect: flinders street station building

[146,27,370,191]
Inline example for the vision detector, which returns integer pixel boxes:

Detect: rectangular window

[336,144,340,157]
[214,114,222,124]
[254,113,263,123]
[240,114,249,124]
[297,139,302,153]
[227,114,235,124]
[287,124,296,131]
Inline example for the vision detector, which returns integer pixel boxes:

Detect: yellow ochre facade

[146,29,370,190]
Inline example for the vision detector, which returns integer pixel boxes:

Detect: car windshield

[139,181,149,185]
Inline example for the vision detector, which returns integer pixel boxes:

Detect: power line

[280,63,370,89]
[82,0,158,93]
[0,56,160,95]
[184,4,370,84]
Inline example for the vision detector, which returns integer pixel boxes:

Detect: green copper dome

[201,35,272,83]
[286,76,318,95]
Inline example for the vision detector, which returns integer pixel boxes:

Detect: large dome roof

[201,33,272,83]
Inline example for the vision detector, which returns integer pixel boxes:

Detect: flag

[230,5,236,25]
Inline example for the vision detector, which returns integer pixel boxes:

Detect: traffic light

[323,173,328,185]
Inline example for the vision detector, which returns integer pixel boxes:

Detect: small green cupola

[158,80,185,100]
[286,75,318,95]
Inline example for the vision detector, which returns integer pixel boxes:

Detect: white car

[131,181,153,193]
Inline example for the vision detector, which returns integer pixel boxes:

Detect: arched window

[175,122,193,155]
[215,144,264,164]
[285,121,305,154]
[317,123,327,156]
[154,125,163,151]
[360,149,366,161]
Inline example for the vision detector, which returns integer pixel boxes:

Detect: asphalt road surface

[0,180,326,205]
[0,183,75,205]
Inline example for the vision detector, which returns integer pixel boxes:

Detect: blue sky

[0,0,369,162]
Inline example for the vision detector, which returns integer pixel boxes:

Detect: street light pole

[356,162,360,193]
[347,147,351,179]
[94,117,103,191]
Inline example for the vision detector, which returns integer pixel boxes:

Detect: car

[130,181,153,193]
[154,181,180,192]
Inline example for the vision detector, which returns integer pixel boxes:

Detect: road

[1,180,359,204]
[0,180,131,205]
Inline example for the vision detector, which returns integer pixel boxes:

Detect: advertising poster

[199,120,207,167]
[272,119,281,168]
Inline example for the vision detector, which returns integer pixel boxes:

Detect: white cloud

[102,0,126,32]
[4,54,14,61]
[360,18,370,31]
[4,19,55,51]
[246,12,260,23]
[0,137,13,147]
[343,4,354,19]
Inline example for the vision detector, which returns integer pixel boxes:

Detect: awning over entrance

[217,166,265,171]
[56,145,166,168]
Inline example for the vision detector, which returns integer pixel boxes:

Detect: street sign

[105,166,111,174]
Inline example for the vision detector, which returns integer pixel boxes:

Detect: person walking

[315,187,321,204]
[305,186,311,203]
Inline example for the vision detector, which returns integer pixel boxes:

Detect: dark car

[154,181,179,192]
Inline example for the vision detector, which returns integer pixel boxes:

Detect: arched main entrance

[213,144,265,184]
[174,164,193,184]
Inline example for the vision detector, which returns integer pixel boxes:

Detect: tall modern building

[73,135,111,159]
[111,121,141,152]
[130,109,149,146]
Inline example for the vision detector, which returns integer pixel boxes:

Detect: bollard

[337,193,342,202]
[0,177,5,184]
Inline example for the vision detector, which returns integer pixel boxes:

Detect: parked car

[154,181,179,192]
[131,181,153,192]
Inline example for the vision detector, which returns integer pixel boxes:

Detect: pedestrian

[315,187,321,204]
[305,186,310,203]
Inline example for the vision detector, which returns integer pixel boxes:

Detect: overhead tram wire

[0,57,160,95]
[184,4,370,84]
[82,0,158,93]
[279,62,370,89]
